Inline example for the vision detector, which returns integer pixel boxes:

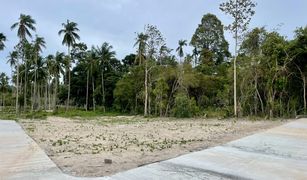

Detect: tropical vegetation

[1,0,307,119]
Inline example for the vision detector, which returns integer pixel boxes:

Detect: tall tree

[191,13,230,65]
[134,33,148,65]
[11,14,36,113]
[220,0,256,117]
[239,27,267,115]
[176,40,187,92]
[94,42,116,112]
[48,53,64,110]
[0,33,6,51]
[176,40,187,62]
[33,35,46,110]
[289,27,307,113]
[58,20,80,111]
[142,25,165,116]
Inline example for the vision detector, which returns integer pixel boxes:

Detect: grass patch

[0,108,50,120]
[52,108,125,119]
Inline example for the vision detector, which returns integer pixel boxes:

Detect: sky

[1,0,307,77]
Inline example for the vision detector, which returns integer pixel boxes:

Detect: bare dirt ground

[19,116,285,177]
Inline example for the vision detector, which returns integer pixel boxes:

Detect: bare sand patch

[19,116,285,177]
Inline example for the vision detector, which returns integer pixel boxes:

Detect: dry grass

[20,116,284,177]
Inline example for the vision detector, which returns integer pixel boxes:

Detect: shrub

[172,93,199,118]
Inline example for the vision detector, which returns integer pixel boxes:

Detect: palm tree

[48,53,64,110]
[134,33,149,116]
[7,51,18,111]
[7,51,18,69]
[134,33,148,65]
[94,42,116,112]
[176,40,187,92]
[58,20,80,111]
[33,35,46,110]
[176,40,187,63]
[11,14,36,113]
[192,47,199,66]
[0,33,6,51]
[35,57,48,110]
[88,49,98,111]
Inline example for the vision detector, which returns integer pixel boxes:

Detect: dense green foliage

[1,5,307,119]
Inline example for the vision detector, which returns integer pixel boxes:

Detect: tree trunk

[148,74,151,115]
[31,83,33,113]
[53,76,58,110]
[101,70,105,113]
[66,46,71,111]
[234,29,238,117]
[48,79,51,110]
[33,53,38,111]
[256,89,264,114]
[92,76,95,111]
[38,84,41,110]
[86,69,89,111]
[16,60,19,114]
[254,73,258,116]
[44,81,48,110]
[144,60,148,116]
[165,78,179,116]
[24,59,27,111]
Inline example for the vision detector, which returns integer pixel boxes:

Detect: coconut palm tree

[35,57,48,110]
[134,33,148,65]
[32,35,46,110]
[7,51,18,111]
[7,51,18,69]
[87,49,98,111]
[0,33,6,51]
[47,53,64,110]
[58,20,80,111]
[11,14,36,113]
[94,42,116,112]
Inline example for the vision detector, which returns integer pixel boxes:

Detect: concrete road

[0,119,307,180]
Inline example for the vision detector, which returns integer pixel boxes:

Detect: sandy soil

[19,116,285,177]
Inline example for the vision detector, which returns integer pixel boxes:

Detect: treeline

[1,1,307,118]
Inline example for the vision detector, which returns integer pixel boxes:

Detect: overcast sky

[1,0,307,76]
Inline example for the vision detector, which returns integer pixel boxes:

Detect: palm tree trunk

[33,53,38,111]
[48,79,51,110]
[144,60,148,116]
[101,70,105,112]
[24,58,27,111]
[66,46,71,111]
[45,81,48,110]
[53,76,58,110]
[86,69,89,111]
[31,84,33,112]
[92,76,95,111]
[16,61,19,114]
[38,84,41,110]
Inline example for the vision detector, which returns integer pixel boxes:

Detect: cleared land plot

[19,116,284,177]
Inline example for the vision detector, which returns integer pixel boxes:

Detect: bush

[172,93,199,118]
